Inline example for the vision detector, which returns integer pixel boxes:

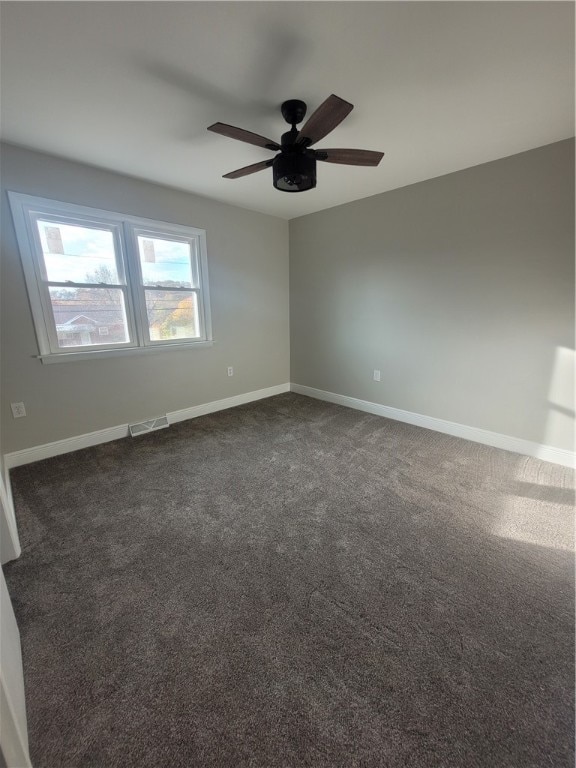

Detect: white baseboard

[169,383,290,424]
[4,381,572,470]
[4,383,291,470]
[291,383,575,469]
[4,423,130,470]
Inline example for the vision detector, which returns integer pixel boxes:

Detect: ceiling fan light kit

[273,152,316,192]
[208,94,384,193]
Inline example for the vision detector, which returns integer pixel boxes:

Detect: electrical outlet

[373,370,381,382]
[227,367,234,377]
[11,402,26,418]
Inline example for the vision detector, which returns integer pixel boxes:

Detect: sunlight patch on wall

[492,346,575,551]
[544,346,575,450]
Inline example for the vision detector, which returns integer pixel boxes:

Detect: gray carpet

[4,393,574,767]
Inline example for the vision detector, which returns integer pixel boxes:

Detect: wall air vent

[129,416,169,437]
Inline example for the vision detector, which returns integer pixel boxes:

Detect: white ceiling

[1,2,573,220]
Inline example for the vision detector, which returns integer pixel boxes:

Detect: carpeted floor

[4,393,575,767]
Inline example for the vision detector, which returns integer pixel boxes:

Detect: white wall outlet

[11,402,26,418]
[227,367,234,377]
[373,370,381,382]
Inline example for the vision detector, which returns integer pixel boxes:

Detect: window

[8,193,212,362]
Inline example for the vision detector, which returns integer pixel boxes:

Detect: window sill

[36,340,214,364]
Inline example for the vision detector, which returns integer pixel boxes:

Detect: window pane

[145,291,200,341]
[37,220,120,284]
[137,236,196,288]
[49,287,130,348]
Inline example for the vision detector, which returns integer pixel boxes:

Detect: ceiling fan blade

[296,95,354,147]
[222,159,273,179]
[208,122,280,151]
[316,148,384,166]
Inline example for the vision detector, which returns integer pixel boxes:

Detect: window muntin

[8,193,212,360]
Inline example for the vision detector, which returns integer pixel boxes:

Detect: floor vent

[129,416,169,437]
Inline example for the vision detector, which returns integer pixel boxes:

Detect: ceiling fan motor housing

[281,99,307,126]
[273,151,317,192]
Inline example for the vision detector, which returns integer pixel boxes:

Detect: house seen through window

[9,194,212,360]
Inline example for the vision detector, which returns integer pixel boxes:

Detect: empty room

[0,2,574,766]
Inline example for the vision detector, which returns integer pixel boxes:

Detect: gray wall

[1,143,290,453]
[2,140,574,456]
[290,140,575,451]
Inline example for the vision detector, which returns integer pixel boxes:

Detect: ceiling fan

[207,94,384,192]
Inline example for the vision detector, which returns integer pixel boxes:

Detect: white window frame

[8,192,213,363]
